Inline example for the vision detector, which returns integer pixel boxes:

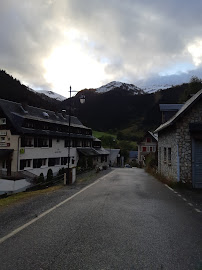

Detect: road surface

[0,168,201,269]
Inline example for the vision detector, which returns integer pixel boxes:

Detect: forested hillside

[0,69,201,141]
[0,70,60,111]
[62,82,197,140]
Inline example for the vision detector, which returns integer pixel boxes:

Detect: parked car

[125,164,132,168]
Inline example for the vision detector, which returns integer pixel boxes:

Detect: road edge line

[0,170,114,245]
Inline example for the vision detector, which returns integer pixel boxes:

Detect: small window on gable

[146,137,151,143]
[168,148,171,165]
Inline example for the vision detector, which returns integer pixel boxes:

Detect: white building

[0,99,101,182]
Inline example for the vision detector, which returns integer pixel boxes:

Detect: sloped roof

[129,151,138,159]
[0,98,91,135]
[106,149,120,164]
[148,131,158,141]
[92,136,101,142]
[159,104,183,111]
[77,147,109,156]
[155,89,202,133]
[77,147,98,156]
[95,147,109,155]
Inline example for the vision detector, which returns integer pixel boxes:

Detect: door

[192,139,202,188]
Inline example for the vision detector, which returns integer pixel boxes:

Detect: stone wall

[158,127,178,182]
[158,98,202,184]
[176,99,202,184]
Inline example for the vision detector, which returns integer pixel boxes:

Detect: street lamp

[66,86,85,184]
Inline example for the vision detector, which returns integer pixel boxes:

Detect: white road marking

[188,203,193,207]
[165,184,201,214]
[0,170,114,245]
[165,184,174,191]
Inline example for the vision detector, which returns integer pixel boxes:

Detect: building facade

[0,99,95,181]
[137,131,158,164]
[155,90,202,188]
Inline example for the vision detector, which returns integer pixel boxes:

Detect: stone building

[155,90,202,188]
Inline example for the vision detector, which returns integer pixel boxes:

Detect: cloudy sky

[1,0,202,97]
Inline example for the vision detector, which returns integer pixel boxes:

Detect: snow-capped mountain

[140,84,173,93]
[37,90,66,101]
[96,81,145,94]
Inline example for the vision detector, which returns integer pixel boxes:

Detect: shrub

[47,169,53,182]
[38,173,45,183]
[57,167,65,176]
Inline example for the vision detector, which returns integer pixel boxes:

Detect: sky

[1,0,202,97]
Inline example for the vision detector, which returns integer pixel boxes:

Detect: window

[146,137,151,143]
[65,139,71,147]
[159,147,161,163]
[150,147,153,152]
[61,157,68,165]
[168,148,171,165]
[20,159,31,170]
[0,137,5,142]
[21,137,33,147]
[48,158,60,167]
[33,159,47,168]
[164,147,167,163]
[33,137,51,147]
[2,160,8,169]
[142,146,147,152]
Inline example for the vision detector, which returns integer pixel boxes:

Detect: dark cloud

[1,0,202,93]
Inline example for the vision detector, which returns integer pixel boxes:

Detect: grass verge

[0,185,63,209]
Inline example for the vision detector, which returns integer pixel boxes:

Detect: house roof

[77,147,109,156]
[106,149,120,164]
[129,151,138,159]
[159,104,183,111]
[148,131,158,141]
[155,89,202,133]
[0,98,91,136]
[92,136,101,142]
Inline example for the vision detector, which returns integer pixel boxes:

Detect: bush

[57,167,65,176]
[38,173,45,183]
[46,169,53,182]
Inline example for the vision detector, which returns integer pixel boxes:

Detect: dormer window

[42,112,49,118]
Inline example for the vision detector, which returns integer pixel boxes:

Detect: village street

[0,168,201,270]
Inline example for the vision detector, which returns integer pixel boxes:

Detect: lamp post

[66,86,85,184]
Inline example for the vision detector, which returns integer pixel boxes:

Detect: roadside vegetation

[93,130,137,162]
[0,185,63,209]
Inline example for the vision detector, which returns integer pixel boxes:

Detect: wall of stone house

[175,99,202,184]
[158,98,202,184]
[158,128,178,181]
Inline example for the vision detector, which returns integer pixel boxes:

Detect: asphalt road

[0,168,202,270]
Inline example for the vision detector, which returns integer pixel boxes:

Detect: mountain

[62,83,190,138]
[36,90,66,101]
[1,69,201,141]
[96,81,144,94]
[0,70,61,111]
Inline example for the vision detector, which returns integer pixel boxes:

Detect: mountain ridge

[95,81,145,95]
[1,69,201,140]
